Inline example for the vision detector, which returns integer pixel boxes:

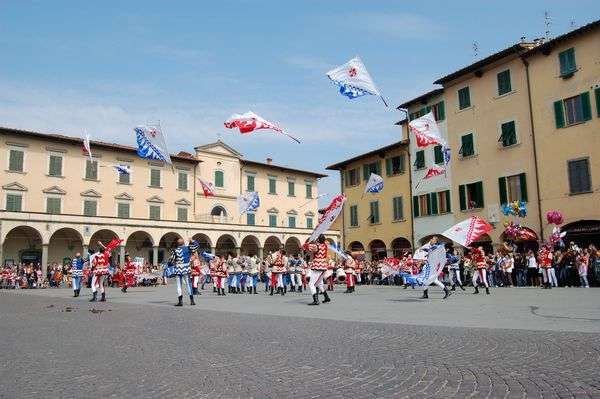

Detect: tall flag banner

[238,192,260,214]
[326,56,387,106]
[114,164,130,175]
[198,178,216,198]
[134,125,172,164]
[224,111,300,143]
[408,112,445,148]
[441,216,494,247]
[328,244,349,260]
[415,166,445,188]
[364,173,384,193]
[201,251,216,262]
[82,131,93,164]
[309,194,346,242]
[380,258,400,279]
[401,245,446,287]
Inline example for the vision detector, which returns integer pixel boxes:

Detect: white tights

[176,275,192,296]
[308,270,325,295]
[91,275,106,294]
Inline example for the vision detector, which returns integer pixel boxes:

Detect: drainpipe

[340,170,346,250]
[522,56,545,241]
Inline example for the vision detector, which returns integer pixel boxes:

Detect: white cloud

[345,12,444,39]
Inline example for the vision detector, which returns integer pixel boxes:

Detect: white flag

[441,216,494,247]
[326,57,382,100]
[134,125,172,164]
[409,112,445,148]
[364,173,384,193]
[309,194,346,242]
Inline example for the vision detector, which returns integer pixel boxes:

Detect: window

[459,134,475,157]
[459,181,484,211]
[8,149,24,172]
[178,172,188,190]
[85,160,98,180]
[268,214,277,227]
[48,155,63,176]
[568,158,591,194]
[46,197,61,214]
[433,145,444,164]
[362,161,381,180]
[558,48,576,77]
[288,181,295,196]
[214,170,224,188]
[246,175,255,191]
[414,150,425,169]
[386,155,405,176]
[177,207,188,222]
[596,87,600,117]
[369,201,380,224]
[117,203,130,218]
[5,193,22,212]
[246,213,255,226]
[288,216,296,228]
[497,70,512,96]
[349,205,358,227]
[458,86,471,109]
[345,168,360,187]
[437,190,451,213]
[498,174,528,203]
[429,101,446,121]
[305,183,312,199]
[268,177,277,194]
[412,193,446,216]
[413,194,429,217]
[392,196,403,221]
[498,121,517,147]
[554,93,592,128]
[149,205,161,220]
[150,169,161,187]
[83,200,97,216]
[306,217,313,229]
[119,167,131,184]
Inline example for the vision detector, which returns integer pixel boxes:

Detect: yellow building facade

[1,128,339,274]
[327,141,412,260]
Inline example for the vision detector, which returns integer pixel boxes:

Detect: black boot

[451,285,456,292]
[213,287,217,293]
[237,287,241,294]
[298,286,302,293]
[308,294,319,305]
[221,288,226,296]
[281,287,285,296]
[175,295,183,306]
[89,292,97,302]
[485,287,490,295]
[190,295,196,305]
[73,290,77,297]
[460,284,466,291]
[121,286,127,293]
[473,286,480,294]
[403,284,408,289]
[270,287,274,296]
[322,291,331,303]
[443,287,451,299]
[421,289,429,299]
[100,293,106,302]
[253,286,257,294]
[76,289,80,297]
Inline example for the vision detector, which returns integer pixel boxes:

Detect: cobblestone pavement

[1,288,600,398]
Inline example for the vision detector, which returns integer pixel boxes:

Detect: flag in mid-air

[82,131,93,163]
[415,166,446,188]
[198,178,216,198]
[326,57,385,103]
[328,244,348,260]
[201,252,216,262]
[134,125,172,164]
[408,112,445,148]
[114,164,130,175]
[309,194,346,242]
[224,111,300,143]
[364,173,384,193]
[442,216,494,247]
[238,192,260,214]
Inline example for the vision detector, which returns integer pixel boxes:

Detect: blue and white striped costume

[71,257,85,292]
[168,241,199,276]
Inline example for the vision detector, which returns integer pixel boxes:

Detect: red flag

[423,166,445,179]
[198,178,215,198]
[442,216,494,247]
[224,111,300,143]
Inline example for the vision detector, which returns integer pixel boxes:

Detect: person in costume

[168,238,199,306]
[226,253,237,294]
[245,255,259,294]
[89,239,122,302]
[401,254,415,289]
[70,252,85,297]
[539,245,556,289]
[190,252,202,295]
[214,255,228,296]
[471,246,490,295]
[121,254,137,293]
[269,247,287,295]
[233,255,243,294]
[447,248,465,291]
[288,254,303,293]
[304,235,331,305]
[420,237,452,299]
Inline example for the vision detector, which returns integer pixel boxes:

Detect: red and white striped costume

[470,247,489,288]
[305,243,329,296]
[190,255,202,290]
[344,256,357,289]
[92,239,122,277]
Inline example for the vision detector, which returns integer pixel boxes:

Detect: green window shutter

[413,196,419,217]
[288,216,296,228]
[399,154,405,173]
[519,173,528,202]
[118,203,130,218]
[373,202,379,223]
[559,48,576,76]
[150,169,161,187]
[385,158,392,176]
[375,161,382,176]
[305,184,312,199]
[83,200,97,216]
[595,88,600,117]
[269,178,276,193]
[475,181,484,208]
[247,175,255,191]
[9,150,24,172]
[459,185,466,211]
[119,170,130,184]
[306,217,313,229]
[433,145,443,164]
[554,100,565,128]
[559,51,567,75]
[437,101,445,121]
[288,181,295,196]
[49,155,62,176]
[178,172,188,190]
[392,197,398,220]
[397,197,403,219]
[430,193,438,215]
[497,70,511,95]
[178,207,188,221]
[85,161,97,180]
[581,91,592,121]
[247,213,255,226]
[362,165,369,180]
[498,177,507,204]
[6,194,22,212]
[269,214,277,227]
[47,198,61,214]
[415,151,425,169]
[215,171,224,187]
[149,205,160,220]
[445,190,451,212]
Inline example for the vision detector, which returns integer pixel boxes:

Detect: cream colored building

[1,127,338,274]
[327,141,412,260]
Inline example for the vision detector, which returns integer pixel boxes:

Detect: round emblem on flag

[348,67,357,77]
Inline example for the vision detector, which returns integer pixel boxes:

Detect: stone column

[386,249,394,258]
[235,247,241,257]
[258,247,264,260]
[365,251,372,261]
[120,245,126,266]
[41,244,49,277]
[211,246,217,256]
[82,244,89,256]
[152,246,159,266]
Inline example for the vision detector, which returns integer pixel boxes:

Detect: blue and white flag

[365,173,384,193]
[443,146,451,168]
[114,164,130,175]
[201,251,215,262]
[328,244,348,260]
[326,57,386,105]
[238,192,260,214]
[134,125,172,164]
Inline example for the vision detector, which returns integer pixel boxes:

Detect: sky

[1,1,598,205]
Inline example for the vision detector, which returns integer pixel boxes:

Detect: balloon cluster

[501,201,527,218]
[503,221,536,241]
[546,210,563,225]
[547,226,566,248]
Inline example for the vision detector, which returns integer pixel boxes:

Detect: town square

[1,1,600,398]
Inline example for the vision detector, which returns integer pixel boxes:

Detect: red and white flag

[415,166,446,188]
[309,194,346,242]
[441,216,494,247]
[198,178,215,198]
[224,111,300,143]
[408,112,445,148]
[82,131,93,163]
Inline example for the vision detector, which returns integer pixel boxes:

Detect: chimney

[266,157,273,165]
